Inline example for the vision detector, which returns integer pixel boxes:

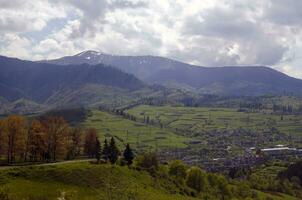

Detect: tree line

[84,128,134,165]
[0,115,134,165]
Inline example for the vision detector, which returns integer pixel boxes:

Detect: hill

[0,55,146,111]
[0,161,297,200]
[42,51,302,96]
[0,162,198,200]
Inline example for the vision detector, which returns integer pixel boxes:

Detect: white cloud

[0,34,33,59]
[0,0,66,33]
[0,0,302,78]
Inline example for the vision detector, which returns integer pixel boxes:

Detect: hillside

[82,110,188,150]
[0,162,198,200]
[0,161,297,200]
[0,55,145,111]
[42,51,302,96]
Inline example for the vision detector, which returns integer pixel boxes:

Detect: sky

[0,0,302,78]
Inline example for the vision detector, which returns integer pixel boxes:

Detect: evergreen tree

[102,139,110,161]
[123,143,134,166]
[108,137,120,164]
[95,137,101,161]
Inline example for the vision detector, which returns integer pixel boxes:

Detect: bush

[168,160,187,182]
[185,166,208,193]
[0,186,9,200]
[135,152,158,170]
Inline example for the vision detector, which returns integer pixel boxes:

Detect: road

[0,159,94,170]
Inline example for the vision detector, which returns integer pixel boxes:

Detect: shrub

[185,166,208,193]
[135,152,158,170]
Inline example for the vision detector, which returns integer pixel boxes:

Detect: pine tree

[102,139,110,161]
[95,137,101,161]
[123,143,134,166]
[108,137,120,164]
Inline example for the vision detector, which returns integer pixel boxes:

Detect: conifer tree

[95,137,101,161]
[102,139,110,161]
[123,143,134,166]
[108,137,120,164]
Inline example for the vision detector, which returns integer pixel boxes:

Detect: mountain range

[0,55,147,113]
[1,51,302,114]
[43,50,302,96]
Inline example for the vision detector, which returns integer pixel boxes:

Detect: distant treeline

[41,107,91,126]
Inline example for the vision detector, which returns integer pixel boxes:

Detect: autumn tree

[84,128,98,158]
[41,117,69,161]
[3,115,27,164]
[66,127,82,160]
[0,119,7,159]
[123,143,134,166]
[26,119,47,162]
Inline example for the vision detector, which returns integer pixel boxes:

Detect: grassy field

[0,161,298,200]
[126,105,302,136]
[82,110,189,151]
[0,162,198,200]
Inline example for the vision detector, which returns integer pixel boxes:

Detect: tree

[95,137,101,161]
[102,139,110,161]
[169,160,187,182]
[66,127,82,160]
[26,119,47,162]
[186,166,208,193]
[3,116,27,164]
[123,143,134,166]
[41,117,69,161]
[108,137,120,164]
[207,173,231,199]
[84,128,98,158]
[135,152,158,170]
[0,120,8,159]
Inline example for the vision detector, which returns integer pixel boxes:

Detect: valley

[2,1,302,198]
[1,53,302,199]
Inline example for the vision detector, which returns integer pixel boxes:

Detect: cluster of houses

[158,144,302,172]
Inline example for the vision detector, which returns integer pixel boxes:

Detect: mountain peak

[76,50,105,57]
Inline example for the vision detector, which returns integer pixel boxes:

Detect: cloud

[0,1,66,33]
[265,0,302,26]
[0,0,302,78]
[0,34,33,59]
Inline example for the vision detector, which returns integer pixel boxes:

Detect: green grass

[127,105,302,135]
[82,110,189,151]
[255,190,298,200]
[0,162,198,200]
[0,162,298,200]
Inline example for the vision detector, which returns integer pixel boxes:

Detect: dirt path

[0,159,94,170]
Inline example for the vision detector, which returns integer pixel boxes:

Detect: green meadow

[0,162,198,200]
[0,162,297,200]
[126,105,302,137]
[82,110,189,151]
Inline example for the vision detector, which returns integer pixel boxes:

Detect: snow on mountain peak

[76,50,103,57]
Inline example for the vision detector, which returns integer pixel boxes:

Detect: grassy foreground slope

[82,110,188,151]
[0,162,198,200]
[0,162,298,200]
